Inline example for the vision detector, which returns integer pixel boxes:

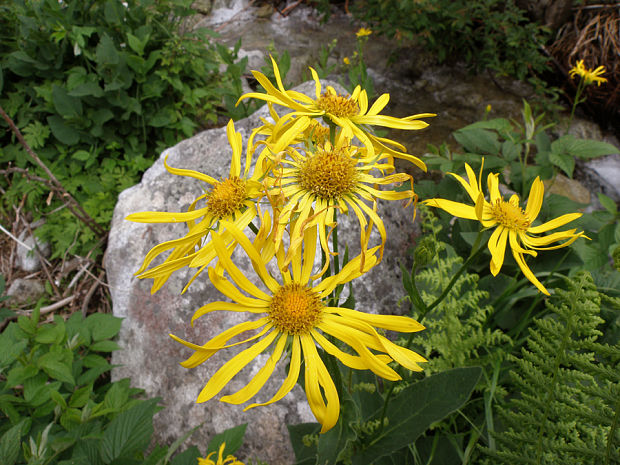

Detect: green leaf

[96,34,120,66]
[0,63,3,93]
[549,148,575,177]
[287,423,320,464]
[72,150,91,161]
[39,359,75,385]
[127,33,148,56]
[68,82,104,98]
[47,115,80,145]
[164,423,202,464]
[69,385,92,408]
[206,423,247,456]
[85,313,123,341]
[597,193,618,215]
[35,322,66,344]
[52,85,83,119]
[5,363,39,388]
[353,367,482,465]
[453,128,500,155]
[89,340,120,352]
[17,315,36,335]
[317,392,358,464]
[100,398,160,462]
[169,446,201,465]
[0,419,28,465]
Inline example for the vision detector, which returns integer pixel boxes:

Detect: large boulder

[105,81,423,464]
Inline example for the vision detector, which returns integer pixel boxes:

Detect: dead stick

[0,106,106,237]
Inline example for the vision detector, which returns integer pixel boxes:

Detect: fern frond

[484,271,620,465]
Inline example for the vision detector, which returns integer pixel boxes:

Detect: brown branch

[0,105,106,237]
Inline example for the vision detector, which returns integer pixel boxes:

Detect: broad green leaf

[0,419,28,465]
[17,315,36,335]
[169,446,201,465]
[597,193,617,215]
[72,150,91,161]
[127,33,147,56]
[52,85,83,118]
[69,384,93,408]
[104,378,131,412]
[39,358,75,385]
[89,340,120,352]
[68,82,104,98]
[206,423,247,456]
[96,34,120,66]
[164,424,202,464]
[552,135,618,160]
[35,322,66,344]
[549,148,575,177]
[85,313,122,341]
[287,423,320,464]
[353,367,482,465]
[453,128,500,155]
[47,115,80,145]
[461,118,512,133]
[100,398,160,462]
[6,363,39,388]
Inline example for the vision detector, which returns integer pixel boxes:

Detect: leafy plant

[484,272,620,465]
[0,0,247,258]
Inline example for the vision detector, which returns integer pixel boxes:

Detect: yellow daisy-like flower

[569,60,607,86]
[356,27,372,37]
[126,120,264,294]
[343,56,351,65]
[198,442,244,465]
[267,131,416,271]
[424,162,588,295]
[237,56,434,166]
[170,218,426,433]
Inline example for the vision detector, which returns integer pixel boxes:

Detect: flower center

[206,176,247,218]
[316,91,359,118]
[268,283,323,335]
[306,121,331,144]
[490,199,530,231]
[298,146,358,199]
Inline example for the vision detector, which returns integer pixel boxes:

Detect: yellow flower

[198,442,244,465]
[424,162,588,295]
[343,56,351,65]
[569,60,607,86]
[356,27,372,37]
[266,130,417,271]
[237,56,434,164]
[126,120,264,294]
[170,218,426,433]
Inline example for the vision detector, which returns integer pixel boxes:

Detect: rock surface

[6,278,46,306]
[106,81,423,464]
[15,228,50,273]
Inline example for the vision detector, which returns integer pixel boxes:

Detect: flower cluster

[128,56,588,434]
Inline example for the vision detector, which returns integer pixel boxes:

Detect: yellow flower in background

[126,120,264,294]
[198,442,244,465]
[356,27,372,37]
[569,60,607,86]
[170,219,426,433]
[343,56,351,65]
[424,162,588,295]
[237,56,434,164]
[266,131,417,272]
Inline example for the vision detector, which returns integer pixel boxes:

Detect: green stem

[568,78,586,130]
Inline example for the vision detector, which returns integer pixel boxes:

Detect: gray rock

[581,154,620,203]
[106,81,422,463]
[6,278,46,306]
[15,228,51,273]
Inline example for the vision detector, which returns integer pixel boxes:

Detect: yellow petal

[366,93,389,116]
[509,233,549,295]
[126,207,210,223]
[527,213,582,234]
[245,335,301,410]
[525,177,544,220]
[197,330,278,403]
[325,307,424,332]
[424,199,478,220]
[220,333,287,405]
[163,154,217,185]
[487,226,508,276]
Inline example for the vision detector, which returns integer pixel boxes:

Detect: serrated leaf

[96,34,119,66]
[35,322,66,344]
[0,419,28,465]
[39,359,75,385]
[206,423,247,456]
[353,367,482,465]
[100,398,160,462]
[6,363,39,388]
[85,313,122,341]
[69,384,92,408]
[549,148,575,177]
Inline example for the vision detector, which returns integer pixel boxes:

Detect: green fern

[484,271,620,465]
[413,250,512,376]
